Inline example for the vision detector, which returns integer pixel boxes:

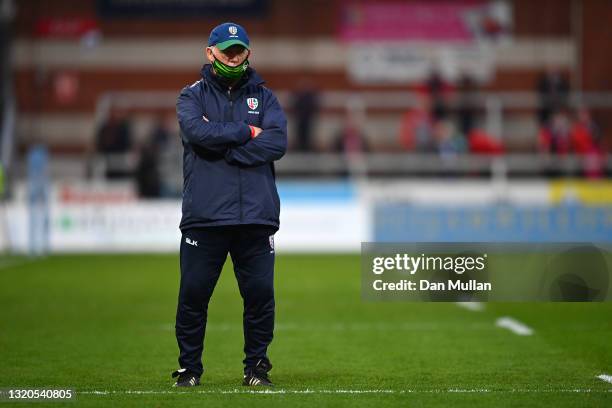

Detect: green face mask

[212,57,249,80]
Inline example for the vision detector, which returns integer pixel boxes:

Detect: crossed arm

[176,87,288,166]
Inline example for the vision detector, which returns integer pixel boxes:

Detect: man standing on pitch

[172,22,287,387]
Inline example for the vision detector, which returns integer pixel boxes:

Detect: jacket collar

[201,64,264,92]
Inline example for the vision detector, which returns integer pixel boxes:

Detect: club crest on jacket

[247,98,258,111]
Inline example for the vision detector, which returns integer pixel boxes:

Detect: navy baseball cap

[208,22,250,50]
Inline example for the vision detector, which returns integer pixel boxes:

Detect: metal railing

[94,90,612,154]
[275,153,611,178]
[13,152,609,185]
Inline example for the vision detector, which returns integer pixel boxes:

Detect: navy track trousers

[175,225,276,376]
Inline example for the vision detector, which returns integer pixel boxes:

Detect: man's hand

[249,125,263,139]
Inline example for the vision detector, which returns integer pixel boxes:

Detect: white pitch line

[495,317,534,336]
[455,302,485,312]
[77,388,609,395]
[597,374,612,384]
[78,389,396,395]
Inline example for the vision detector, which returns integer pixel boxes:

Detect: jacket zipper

[228,87,244,222]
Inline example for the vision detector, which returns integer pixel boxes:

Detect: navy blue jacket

[176,64,287,232]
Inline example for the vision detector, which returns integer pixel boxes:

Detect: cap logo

[247,98,258,110]
[229,25,238,35]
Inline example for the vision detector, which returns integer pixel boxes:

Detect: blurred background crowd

[3,0,612,192]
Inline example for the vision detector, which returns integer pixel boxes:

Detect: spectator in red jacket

[571,107,601,154]
[571,107,603,178]
[539,110,572,154]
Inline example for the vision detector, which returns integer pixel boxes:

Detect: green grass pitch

[0,254,610,407]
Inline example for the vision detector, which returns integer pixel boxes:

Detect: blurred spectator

[539,108,604,178]
[456,74,478,138]
[468,129,504,155]
[291,78,319,152]
[571,108,603,178]
[425,69,451,122]
[135,139,161,198]
[134,116,176,198]
[149,114,173,151]
[334,99,369,178]
[95,110,134,179]
[571,107,601,155]
[400,93,469,156]
[455,74,504,155]
[334,98,369,154]
[27,145,49,257]
[399,91,435,152]
[96,110,133,154]
[402,85,502,156]
[399,69,454,153]
[538,110,572,154]
[433,120,468,157]
[536,68,570,126]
